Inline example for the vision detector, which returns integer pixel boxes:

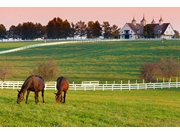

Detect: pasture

[0,88,180,127]
[0,40,180,83]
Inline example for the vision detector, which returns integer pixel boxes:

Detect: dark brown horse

[17,75,45,104]
[55,76,69,103]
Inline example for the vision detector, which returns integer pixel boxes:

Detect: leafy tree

[34,23,46,39]
[56,17,63,39]
[0,24,6,40]
[75,20,86,39]
[102,21,111,39]
[7,25,16,39]
[111,24,120,39]
[144,24,155,38]
[86,21,94,38]
[174,30,180,38]
[46,18,58,39]
[14,23,22,39]
[61,19,71,39]
[69,22,77,39]
[32,59,60,82]
[92,21,102,38]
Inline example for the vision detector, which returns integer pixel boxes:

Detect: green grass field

[0,40,180,83]
[0,88,180,127]
[1,40,180,127]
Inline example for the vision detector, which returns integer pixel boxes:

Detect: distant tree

[69,22,77,39]
[75,20,86,39]
[56,17,63,39]
[34,23,46,39]
[32,59,60,82]
[86,21,94,38]
[14,23,22,39]
[46,18,58,39]
[144,24,155,38]
[21,22,37,40]
[102,21,111,39]
[140,62,159,83]
[0,24,6,40]
[174,30,180,38]
[92,21,102,38]
[111,24,120,39]
[7,25,16,39]
[158,55,180,82]
[61,19,71,39]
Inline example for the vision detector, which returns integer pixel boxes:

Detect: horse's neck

[20,84,29,93]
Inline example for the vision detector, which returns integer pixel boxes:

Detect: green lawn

[0,40,180,83]
[0,88,180,127]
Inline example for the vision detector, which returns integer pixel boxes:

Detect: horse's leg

[63,91,67,103]
[60,91,62,102]
[34,91,39,104]
[26,90,30,104]
[42,89,45,103]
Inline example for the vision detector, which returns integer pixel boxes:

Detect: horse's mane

[22,75,35,87]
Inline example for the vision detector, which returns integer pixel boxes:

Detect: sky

[1,0,180,32]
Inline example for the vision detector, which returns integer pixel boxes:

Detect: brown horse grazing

[55,76,69,104]
[17,75,45,104]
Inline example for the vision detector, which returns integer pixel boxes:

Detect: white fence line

[0,81,180,91]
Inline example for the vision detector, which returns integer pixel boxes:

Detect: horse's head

[54,93,62,104]
[17,90,24,104]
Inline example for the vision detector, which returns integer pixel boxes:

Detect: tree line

[0,17,121,40]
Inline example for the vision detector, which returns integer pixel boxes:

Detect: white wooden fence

[0,81,180,91]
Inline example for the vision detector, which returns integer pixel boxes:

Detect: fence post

[137,84,139,90]
[74,84,76,91]
[120,80,122,90]
[93,85,95,91]
[54,82,56,90]
[1,82,3,89]
[176,78,178,88]
[103,84,104,91]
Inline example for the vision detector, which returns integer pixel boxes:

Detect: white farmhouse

[120,15,175,39]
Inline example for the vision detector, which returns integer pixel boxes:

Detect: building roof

[146,23,170,35]
[126,23,144,35]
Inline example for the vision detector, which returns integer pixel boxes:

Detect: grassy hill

[0,40,180,83]
[1,88,180,127]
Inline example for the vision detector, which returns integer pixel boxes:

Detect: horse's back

[23,75,45,91]
[56,76,69,91]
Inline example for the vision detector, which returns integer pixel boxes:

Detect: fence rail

[0,81,180,91]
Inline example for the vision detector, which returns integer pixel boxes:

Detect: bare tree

[32,60,60,82]
[140,62,159,83]
[0,63,13,82]
[158,56,180,82]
